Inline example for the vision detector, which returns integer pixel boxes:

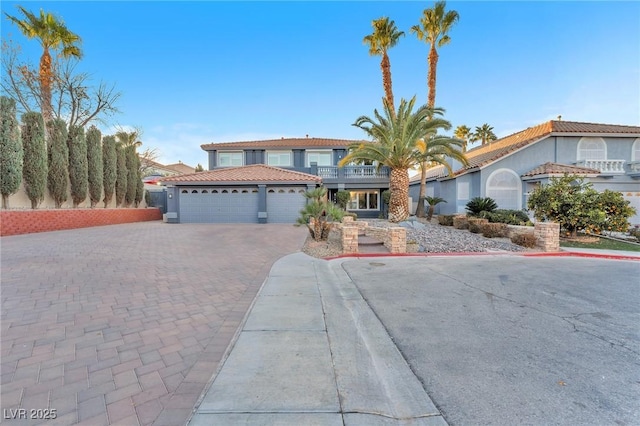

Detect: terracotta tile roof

[420,120,640,180]
[159,164,322,184]
[522,162,600,177]
[201,137,366,150]
[164,162,195,174]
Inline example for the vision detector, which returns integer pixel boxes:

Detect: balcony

[317,165,389,179]
[576,159,626,175]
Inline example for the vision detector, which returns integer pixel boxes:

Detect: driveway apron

[1,222,307,425]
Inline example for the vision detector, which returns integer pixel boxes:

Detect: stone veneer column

[342,226,359,254]
[534,222,560,252]
[387,227,407,254]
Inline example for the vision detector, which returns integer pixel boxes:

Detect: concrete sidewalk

[188,252,445,425]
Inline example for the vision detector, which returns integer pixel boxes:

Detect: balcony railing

[576,159,626,174]
[629,161,640,173]
[315,165,389,179]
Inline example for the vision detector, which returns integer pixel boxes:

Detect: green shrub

[481,222,509,238]
[297,187,344,241]
[0,96,22,209]
[468,217,489,233]
[527,175,636,236]
[437,214,454,226]
[511,233,537,248]
[336,190,350,210]
[483,209,530,225]
[125,146,137,207]
[425,196,446,221]
[466,197,498,216]
[629,227,640,242]
[453,215,469,229]
[144,189,152,207]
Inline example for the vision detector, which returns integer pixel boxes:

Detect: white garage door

[267,187,307,223]
[179,188,259,223]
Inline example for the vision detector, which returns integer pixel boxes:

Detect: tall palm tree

[411,1,459,217]
[454,124,472,151]
[5,6,82,123]
[472,123,497,145]
[339,97,462,222]
[363,17,404,115]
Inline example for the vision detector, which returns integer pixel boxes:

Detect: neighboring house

[409,120,640,225]
[160,137,390,223]
[140,158,196,178]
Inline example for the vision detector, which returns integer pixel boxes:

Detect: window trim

[266,150,293,167]
[347,190,379,211]
[486,168,521,210]
[632,138,640,162]
[218,151,244,167]
[306,150,333,167]
[577,137,607,161]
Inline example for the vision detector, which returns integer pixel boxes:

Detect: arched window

[191,189,198,194]
[201,190,208,194]
[632,138,640,161]
[486,169,521,210]
[577,137,606,161]
[181,189,188,193]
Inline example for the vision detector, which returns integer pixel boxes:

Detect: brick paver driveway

[1,222,308,425]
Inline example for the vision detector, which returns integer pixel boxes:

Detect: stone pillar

[534,222,560,252]
[342,226,359,254]
[387,227,407,254]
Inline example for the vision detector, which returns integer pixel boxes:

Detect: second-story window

[218,152,243,167]
[306,151,332,166]
[267,151,292,167]
[577,137,606,161]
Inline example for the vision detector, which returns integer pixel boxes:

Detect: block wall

[0,208,162,237]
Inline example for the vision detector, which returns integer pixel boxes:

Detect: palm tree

[424,196,446,221]
[115,130,143,149]
[339,97,462,222]
[363,17,404,115]
[411,1,459,217]
[472,123,497,145]
[5,6,82,123]
[454,125,472,151]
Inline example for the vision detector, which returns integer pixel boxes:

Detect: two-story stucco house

[409,120,640,225]
[160,137,390,223]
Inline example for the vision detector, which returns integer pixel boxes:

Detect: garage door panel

[267,187,306,223]
[179,188,258,223]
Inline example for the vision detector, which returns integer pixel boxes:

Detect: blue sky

[2,1,639,168]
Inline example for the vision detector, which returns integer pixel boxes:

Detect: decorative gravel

[377,219,528,253]
[302,218,530,258]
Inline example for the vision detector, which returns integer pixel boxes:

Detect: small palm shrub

[466,197,498,216]
[453,215,469,229]
[468,217,489,233]
[438,214,455,226]
[511,233,537,248]
[297,187,345,241]
[481,223,509,238]
[425,196,446,221]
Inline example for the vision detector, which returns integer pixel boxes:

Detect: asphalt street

[343,256,640,426]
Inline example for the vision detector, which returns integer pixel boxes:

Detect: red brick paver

[1,222,307,425]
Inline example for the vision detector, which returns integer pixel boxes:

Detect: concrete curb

[189,252,447,425]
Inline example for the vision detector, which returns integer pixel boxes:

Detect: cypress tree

[125,145,137,207]
[115,144,127,207]
[47,119,69,208]
[0,96,23,209]
[68,125,88,207]
[134,154,144,207]
[102,135,117,207]
[21,112,47,209]
[86,125,103,208]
